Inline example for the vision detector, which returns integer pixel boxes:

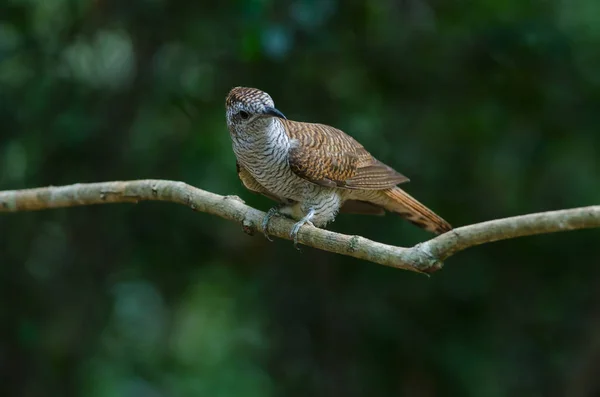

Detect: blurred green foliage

[1,0,599,396]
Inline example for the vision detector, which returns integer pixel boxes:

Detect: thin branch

[0,180,598,273]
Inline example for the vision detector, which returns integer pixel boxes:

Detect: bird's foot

[262,205,284,241]
[290,208,315,250]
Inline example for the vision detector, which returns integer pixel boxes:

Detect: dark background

[1,0,599,396]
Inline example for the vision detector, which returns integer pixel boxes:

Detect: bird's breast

[232,133,308,200]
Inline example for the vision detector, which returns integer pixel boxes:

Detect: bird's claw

[262,206,281,241]
[290,209,315,250]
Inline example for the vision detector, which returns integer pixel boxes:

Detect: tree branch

[0,180,598,273]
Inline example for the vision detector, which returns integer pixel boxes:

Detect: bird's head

[225,87,287,136]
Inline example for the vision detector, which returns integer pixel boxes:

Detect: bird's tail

[380,187,452,234]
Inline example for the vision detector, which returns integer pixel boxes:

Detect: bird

[225,86,451,248]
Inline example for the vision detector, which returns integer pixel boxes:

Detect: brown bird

[225,87,451,247]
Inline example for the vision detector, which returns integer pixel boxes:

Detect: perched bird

[225,87,451,247]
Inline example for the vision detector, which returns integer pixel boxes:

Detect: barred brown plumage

[283,120,410,189]
[225,86,451,247]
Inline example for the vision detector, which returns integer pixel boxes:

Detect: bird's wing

[284,120,409,190]
[236,162,282,202]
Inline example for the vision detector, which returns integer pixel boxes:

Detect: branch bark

[0,180,598,273]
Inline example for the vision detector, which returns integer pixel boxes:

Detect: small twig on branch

[0,180,598,273]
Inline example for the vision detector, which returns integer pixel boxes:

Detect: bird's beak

[263,106,287,120]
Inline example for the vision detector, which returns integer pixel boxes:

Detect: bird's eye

[239,111,250,120]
